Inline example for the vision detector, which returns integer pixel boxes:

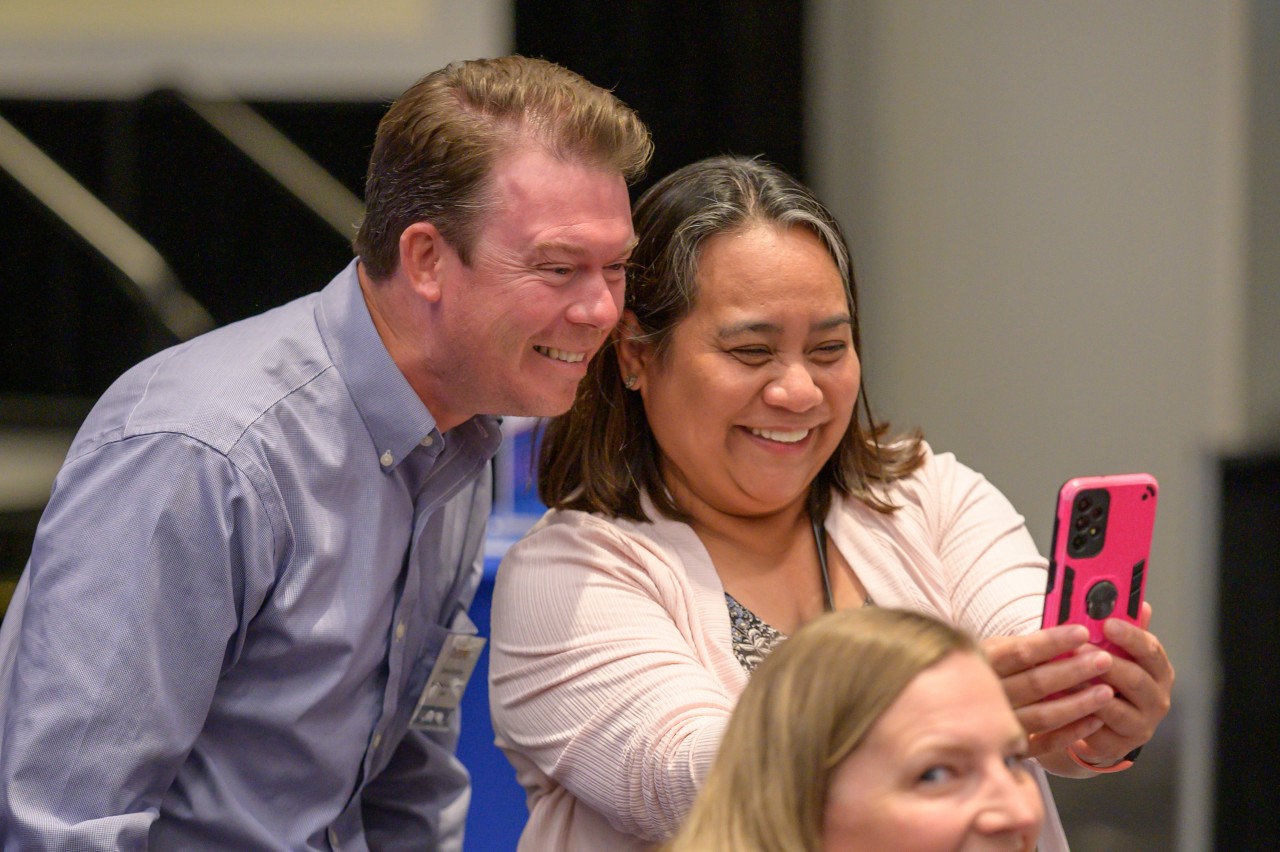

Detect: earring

[623,375,638,390]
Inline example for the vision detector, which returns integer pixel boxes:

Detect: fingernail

[1076,649,1110,671]
[1062,624,1089,642]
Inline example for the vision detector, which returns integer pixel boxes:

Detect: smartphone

[1041,473,1158,660]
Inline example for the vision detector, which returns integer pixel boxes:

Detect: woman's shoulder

[866,440,968,497]
[838,442,1009,526]
[493,501,729,619]
[516,501,679,542]
[501,501,706,575]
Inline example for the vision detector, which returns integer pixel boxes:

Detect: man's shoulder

[77,292,342,456]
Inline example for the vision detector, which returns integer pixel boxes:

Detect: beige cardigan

[489,445,1069,850]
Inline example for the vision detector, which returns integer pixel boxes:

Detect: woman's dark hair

[538,155,924,521]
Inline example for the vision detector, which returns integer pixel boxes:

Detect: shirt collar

[316,260,500,472]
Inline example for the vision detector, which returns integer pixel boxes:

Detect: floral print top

[726,591,873,674]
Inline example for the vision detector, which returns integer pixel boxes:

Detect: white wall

[0,0,512,99]
[1246,0,1280,440]
[808,3,1254,849]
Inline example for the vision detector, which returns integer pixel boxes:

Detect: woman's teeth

[750,427,809,444]
[535,346,585,363]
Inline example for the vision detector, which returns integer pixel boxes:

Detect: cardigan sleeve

[488,511,734,843]
[916,449,1049,639]
[832,445,1048,641]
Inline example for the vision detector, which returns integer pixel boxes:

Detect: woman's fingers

[983,625,1089,678]
[1015,680,1113,738]
[985,628,1112,710]
[1028,715,1105,759]
[1078,616,1175,760]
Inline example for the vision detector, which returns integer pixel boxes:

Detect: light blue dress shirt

[0,261,500,851]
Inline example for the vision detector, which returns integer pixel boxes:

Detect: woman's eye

[918,765,957,785]
[730,347,771,363]
[1004,753,1030,774]
[812,342,847,359]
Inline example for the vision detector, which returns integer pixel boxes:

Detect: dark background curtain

[1,2,805,402]
[516,0,806,193]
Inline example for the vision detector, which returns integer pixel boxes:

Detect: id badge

[410,625,486,732]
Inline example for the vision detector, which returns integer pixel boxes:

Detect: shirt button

[395,622,406,640]
[420,434,434,447]
[372,732,382,749]
[328,827,339,848]
[379,450,393,467]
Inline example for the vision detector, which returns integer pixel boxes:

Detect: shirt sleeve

[923,451,1049,639]
[488,515,733,843]
[0,432,274,851]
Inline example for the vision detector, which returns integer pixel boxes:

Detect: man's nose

[568,271,622,330]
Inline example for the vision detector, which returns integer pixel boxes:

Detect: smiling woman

[488,156,1173,852]
[615,224,860,541]
[664,607,1043,852]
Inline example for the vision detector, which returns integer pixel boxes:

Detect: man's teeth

[750,428,809,444]
[536,346,585,364]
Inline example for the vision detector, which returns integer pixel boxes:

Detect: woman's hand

[983,603,1174,773]
[982,625,1114,758]
[1071,602,1175,767]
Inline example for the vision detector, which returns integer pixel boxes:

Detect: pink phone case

[1041,473,1158,659]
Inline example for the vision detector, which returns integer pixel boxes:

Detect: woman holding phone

[488,156,1174,851]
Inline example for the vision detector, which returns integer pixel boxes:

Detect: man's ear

[398,222,449,303]
[614,311,650,389]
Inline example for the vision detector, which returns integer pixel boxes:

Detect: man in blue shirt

[0,56,651,851]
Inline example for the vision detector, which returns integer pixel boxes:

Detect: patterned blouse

[726,592,873,674]
[725,593,786,674]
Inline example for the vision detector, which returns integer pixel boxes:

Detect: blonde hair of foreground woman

[663,607,1043,852]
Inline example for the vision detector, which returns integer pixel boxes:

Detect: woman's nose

[972,766,1044,842]
[761,362,823,412]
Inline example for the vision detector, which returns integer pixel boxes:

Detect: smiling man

[0,57,650,851]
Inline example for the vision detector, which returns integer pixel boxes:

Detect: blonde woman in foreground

[666,607,1043,852]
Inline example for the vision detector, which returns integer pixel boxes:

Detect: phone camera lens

[1077,497,1092,512]
[1091,506,1103,519]
[1074,516,1089,531]
[1072,534,1087,549]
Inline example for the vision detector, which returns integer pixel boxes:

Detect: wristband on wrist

[1066,745,1142,774]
